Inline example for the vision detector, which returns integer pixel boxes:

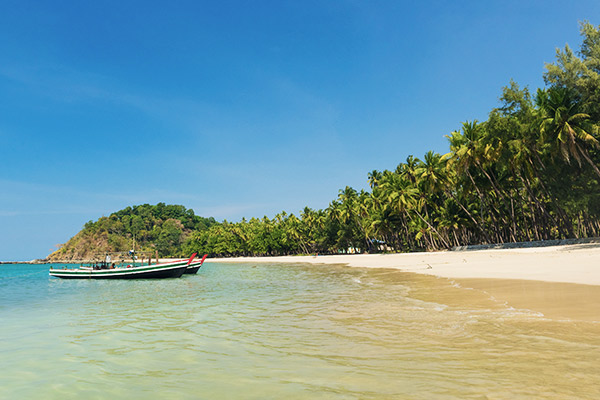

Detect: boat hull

[184,265,202,274]
[49,261,189,279]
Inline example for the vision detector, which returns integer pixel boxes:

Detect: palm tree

[368,170,383,189]
[444,122,501,242]
[382,171,450,249]
[537,87,600,177]
[444,121,487,199]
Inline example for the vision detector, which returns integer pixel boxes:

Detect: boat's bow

[185,253,208,274]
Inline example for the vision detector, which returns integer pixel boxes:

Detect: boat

[184,253,208,274]
[49,252,198,279]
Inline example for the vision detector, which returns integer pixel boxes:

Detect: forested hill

[48,203,217,261]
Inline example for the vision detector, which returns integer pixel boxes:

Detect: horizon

[2,1,600,261]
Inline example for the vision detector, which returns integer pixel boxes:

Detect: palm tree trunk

[411,209,450,249]
[445,189,492,243]
[576,143,600,178]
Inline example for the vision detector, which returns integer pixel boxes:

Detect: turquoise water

[1,262,599,399]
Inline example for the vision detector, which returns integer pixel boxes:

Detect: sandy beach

[209,243,600,286]
[210,244,600,321]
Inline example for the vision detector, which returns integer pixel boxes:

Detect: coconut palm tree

[536,87,600,177]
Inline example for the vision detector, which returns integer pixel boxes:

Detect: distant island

[50,22,600,261]
[48,203,217,262]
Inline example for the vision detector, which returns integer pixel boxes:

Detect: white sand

[209,243,600,286]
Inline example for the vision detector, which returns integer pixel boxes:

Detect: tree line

[184,22,600,257]
[53,22,600,259]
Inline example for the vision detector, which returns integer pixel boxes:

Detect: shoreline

[0,260,48,264]
[209,243,600,286]
[210,243,600,321]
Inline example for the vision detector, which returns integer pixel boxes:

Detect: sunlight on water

[1,262,599,399]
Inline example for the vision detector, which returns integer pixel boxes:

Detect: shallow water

[1,262,599,399]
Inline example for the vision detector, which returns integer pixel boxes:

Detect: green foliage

[49,204,217,260]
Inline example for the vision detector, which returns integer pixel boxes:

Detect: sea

[1,262,599,399]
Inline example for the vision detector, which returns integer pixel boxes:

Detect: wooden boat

[185,253,208,274]
[49,252,198,279]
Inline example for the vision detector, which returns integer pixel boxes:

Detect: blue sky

[1,1,599,260]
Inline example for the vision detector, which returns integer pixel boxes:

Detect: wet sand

[454,278,600,321]
[210,243,600,321]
